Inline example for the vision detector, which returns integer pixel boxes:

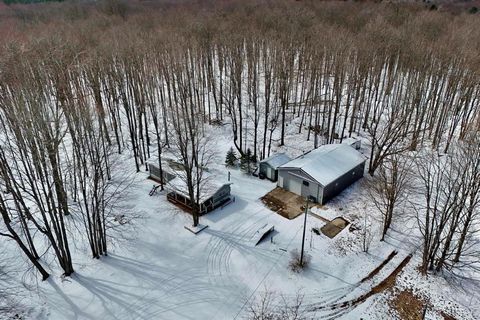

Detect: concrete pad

[184,224,209,234]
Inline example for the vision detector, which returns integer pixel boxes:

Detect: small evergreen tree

[241,148,254,174]
[250,152,257,163]
[225,147,237,167]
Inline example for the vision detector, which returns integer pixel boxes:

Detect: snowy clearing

[2,130,473,320]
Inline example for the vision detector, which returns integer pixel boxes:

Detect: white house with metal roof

[258,153,292,181]
[277,144,366,204]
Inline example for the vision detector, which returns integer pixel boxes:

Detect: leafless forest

[0,0,479,285]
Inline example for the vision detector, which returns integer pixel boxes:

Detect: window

[303,180,309,187]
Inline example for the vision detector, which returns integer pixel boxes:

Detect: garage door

[288,177,302,196]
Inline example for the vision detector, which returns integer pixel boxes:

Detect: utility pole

[300,197,309,266]
[422,305,427,320]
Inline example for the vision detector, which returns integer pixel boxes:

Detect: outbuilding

[258,153,292,182]
[277,144,365,204]
[342,137,361,150]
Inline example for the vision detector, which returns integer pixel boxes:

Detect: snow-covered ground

[3,125,479,320]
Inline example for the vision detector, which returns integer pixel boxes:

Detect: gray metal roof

[167,174,232,203]
[260,153,292,169]
[342,137,360,147]
[279,144,366,186]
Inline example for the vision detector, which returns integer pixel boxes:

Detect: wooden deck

[167,194,232,216]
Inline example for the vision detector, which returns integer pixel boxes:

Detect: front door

[267,167,273,180]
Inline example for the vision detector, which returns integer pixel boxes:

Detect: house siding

[277,169,288,188]
[279,168,315,181]
[212,184,231,207]
[301,178,321,202]
[259,163,273,181]
[259,163,280,182]
[148,163,176,183]
[167,184,231,215]
[321,162,365,204]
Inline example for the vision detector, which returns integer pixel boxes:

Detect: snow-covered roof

[279,144,366,186]
[342,137,360,146]
[259,153,292,169]
[167,175,231,203]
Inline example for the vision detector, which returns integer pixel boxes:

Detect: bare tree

[414,137,480,274]
[362,206,374,253]
[246,290,308,320]
[368,154,412,241]
[366,82,413,176]
[166,48,215,227]
[0,192,50,281]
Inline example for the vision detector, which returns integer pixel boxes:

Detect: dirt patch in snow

[389,289,459,320]
[390,289,427,320]
[310,254,413,312]
[360,251,398,283]
[441,311,458,320]
[369,255,412,296]
[320,217,349,238]
[261,187,305,219]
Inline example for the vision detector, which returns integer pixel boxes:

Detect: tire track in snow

[123,268,215,319]
[206,207,268,277]
[304,254,413,319]
[205,206,281,319]
[298,251,400,308]
[233,224,304,320]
